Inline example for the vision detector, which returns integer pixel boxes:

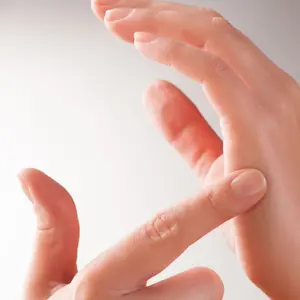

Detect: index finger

[80,169,266,295]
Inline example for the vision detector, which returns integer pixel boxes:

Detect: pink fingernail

[231,170,267,197]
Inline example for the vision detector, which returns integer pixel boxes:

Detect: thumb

[19,169,79,300]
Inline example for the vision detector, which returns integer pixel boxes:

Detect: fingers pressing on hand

[19,169,79,300]
[129,268,224,300]
[76,169,266,297]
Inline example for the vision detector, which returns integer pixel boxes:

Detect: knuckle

[205,188,218,209]
[209,55,229,75]
[167,41,185,66]
[144,211,179,241]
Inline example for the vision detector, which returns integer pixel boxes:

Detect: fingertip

[18,168,76,218]
[201,169,267,225]
[143,80,183,139]
[231,169,267,203]
[18,167,42,179]
[105,15,135,43]
[143,80,175,107]
[191,267,224,300]
[173,267,224,300]
[91,1,107,20]
[17,168,43,203]
[208,169,267,219]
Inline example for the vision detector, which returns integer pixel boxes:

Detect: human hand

[92,1,300,298]
[21,168,265,300]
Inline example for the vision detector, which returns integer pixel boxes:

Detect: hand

[21,168,265,300]
[92,1,300,298]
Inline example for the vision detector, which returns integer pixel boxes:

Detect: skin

[90,0,300,299]
[21,168,265,300]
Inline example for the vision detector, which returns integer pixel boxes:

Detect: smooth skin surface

[21,168,265,300]
[91,0,300,299]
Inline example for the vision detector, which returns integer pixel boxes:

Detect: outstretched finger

[144,80,222,180]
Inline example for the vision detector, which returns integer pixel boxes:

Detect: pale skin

[21,169,266,300]
[90,0,300,298]
[22,1,300,300]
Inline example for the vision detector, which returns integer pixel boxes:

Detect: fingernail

[18,174,33,203]
[134,32,158,43]
[231,170,266,197]
[105,8,135,22]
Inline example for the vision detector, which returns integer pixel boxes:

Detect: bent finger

[135,34,251,119]
[105,5,284,92]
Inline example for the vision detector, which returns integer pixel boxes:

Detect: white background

[0,0,299,299]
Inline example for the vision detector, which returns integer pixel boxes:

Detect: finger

[135,34,251,119]
[92,0,152,20]
[144,81,237,253]
[128,268,224,300]
[144,82,236,252]
[144,80,222,179]
[81,169,266,294]
[104,5,216,43]
[105,5,284,91]
[19,169,79,300]
[92,0,189,21]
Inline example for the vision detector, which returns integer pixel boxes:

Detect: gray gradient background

[0,0,299,299]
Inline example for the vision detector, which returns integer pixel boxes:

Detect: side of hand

[21,168,265,300]
[92,1,300,298]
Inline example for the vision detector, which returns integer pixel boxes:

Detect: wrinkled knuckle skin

[209,56,229,75]
[145,211,178,241]
[166,42,184,67]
